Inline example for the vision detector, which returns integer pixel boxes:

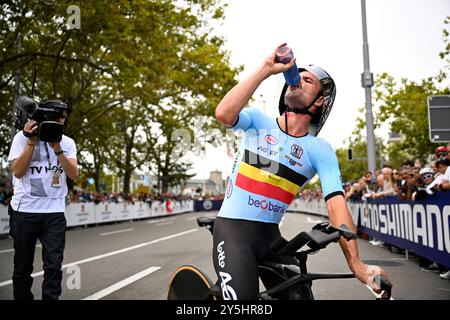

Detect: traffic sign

[428,95,450,143]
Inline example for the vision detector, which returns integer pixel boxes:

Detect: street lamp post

[361,0,377,174]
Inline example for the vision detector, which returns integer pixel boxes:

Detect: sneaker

[440,270,450,280]
[421,263,441,273]
[375,241,385,247]
[370,240,384,247]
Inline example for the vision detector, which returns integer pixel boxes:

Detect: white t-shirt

[444,166,450,182]
[427,174,445,191]
[8,131,77,213]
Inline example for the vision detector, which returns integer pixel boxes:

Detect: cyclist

[213,43,392,300]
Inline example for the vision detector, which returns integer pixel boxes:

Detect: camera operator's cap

[278,65,336,136]
[41,100,71,115]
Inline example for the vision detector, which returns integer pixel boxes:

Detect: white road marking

[146,218,175,224]
[83,266,161,300]
[156,221,173,226]
[0,244,41,254]
[0,228,197,287]
[100,228,134,236]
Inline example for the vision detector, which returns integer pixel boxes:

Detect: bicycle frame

[209,245,355,300]
[169,217,390,301]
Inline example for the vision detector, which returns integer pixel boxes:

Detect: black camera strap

[44,142,60,169]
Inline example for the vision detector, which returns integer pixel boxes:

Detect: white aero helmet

[278,65,336,136]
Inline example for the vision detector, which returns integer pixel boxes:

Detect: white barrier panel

[0,205,9,235]
[288,198,328,217]
[347,202,361,226]
[65,202,96,227]
[134,202,151,219]
[182,200,194,213]
[115,203,133,221]
[95,203,118,224]
[288,199,380,227]
[0,200,194,234]
[171,201,180,214]
[150,200,194,217]
[151,201,166,217]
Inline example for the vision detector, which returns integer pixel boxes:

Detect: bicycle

[167,216,392,300]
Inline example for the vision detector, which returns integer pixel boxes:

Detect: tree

[107,101,152,195]
[348,17,450,169]
[335,135,387,183]
[372,73,449,167]
[0,0,240,192]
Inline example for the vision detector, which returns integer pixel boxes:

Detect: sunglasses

[421,174,434,180]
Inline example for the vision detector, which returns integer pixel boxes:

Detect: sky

[189,0,450,180]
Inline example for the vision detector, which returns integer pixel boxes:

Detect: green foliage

[0,0,240,192]
[348,16,450,170]
[335,135,386,182]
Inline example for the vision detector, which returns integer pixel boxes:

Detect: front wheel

[167,265,215,300]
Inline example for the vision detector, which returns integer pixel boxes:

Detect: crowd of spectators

[67,189,197,206]
[343,143,450,281]
[0,174,13,206]
[344,143,450,202]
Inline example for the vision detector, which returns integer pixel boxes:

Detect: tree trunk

[123,169,131,195]
[94,167,100,192]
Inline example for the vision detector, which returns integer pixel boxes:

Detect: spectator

[397,167,409,199]
[402,160,414,169]
[80,189,92,202]
[430,160,438,174]
[413,167,436,200]
[435,158,450,192]
[363,171,377,192]
[405,171,421,201]
[435,146,448,160]
[381,166,397,197]
[368,174,385,199]
[414,159,422,170]
[345,181,363,201]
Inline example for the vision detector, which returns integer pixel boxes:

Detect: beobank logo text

[247,196,286,213]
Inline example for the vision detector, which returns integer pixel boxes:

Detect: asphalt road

[0,210,449,300]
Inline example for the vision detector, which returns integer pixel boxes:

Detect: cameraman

[7,100,77,300]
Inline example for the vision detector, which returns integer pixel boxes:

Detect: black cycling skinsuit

[212,217,282,300]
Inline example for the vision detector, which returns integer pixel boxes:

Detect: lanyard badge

[44,142,62,188]
[51,169,62,188]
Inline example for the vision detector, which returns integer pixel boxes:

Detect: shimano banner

[349,193,450,268]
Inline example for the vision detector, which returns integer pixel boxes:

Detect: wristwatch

[54,149,64,156]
